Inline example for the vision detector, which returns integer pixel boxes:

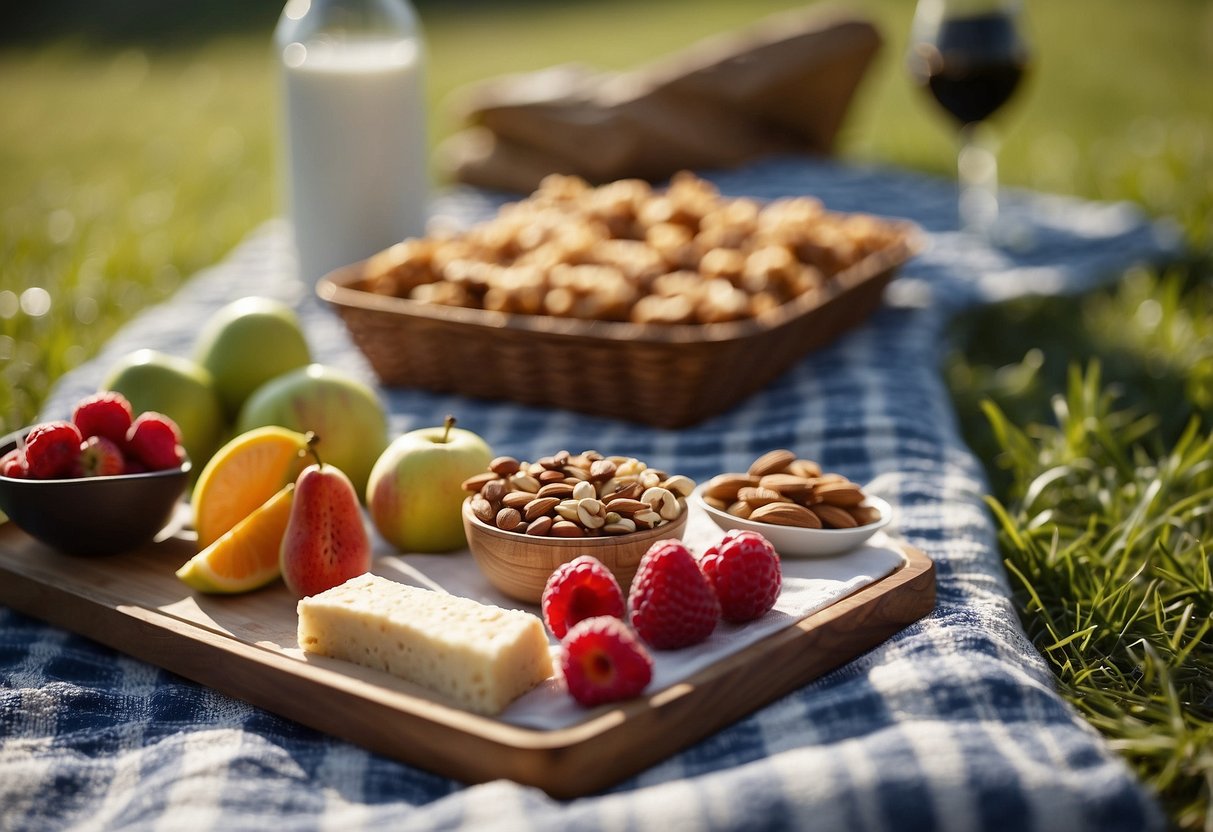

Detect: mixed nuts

[462,450,693,538]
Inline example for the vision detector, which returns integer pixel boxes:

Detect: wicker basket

[318,224,922,428]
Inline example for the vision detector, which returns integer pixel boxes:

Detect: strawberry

[72,391,134,445]
[76,435,127,478]
[560,616,653,707]
[23,420,83,478]
[123,457,149,475]
[0,448,27,478]
[628,539,719,649]
[125,412,185,470]
[700,530,782,623]
[541,555,626,639]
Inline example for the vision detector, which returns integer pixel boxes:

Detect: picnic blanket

[3,157,1178,830]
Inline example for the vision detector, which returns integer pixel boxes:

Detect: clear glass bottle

[275,0,429,283]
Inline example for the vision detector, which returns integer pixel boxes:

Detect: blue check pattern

[3,157,1177,830]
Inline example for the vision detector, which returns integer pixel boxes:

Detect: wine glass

[908,0,1030,241]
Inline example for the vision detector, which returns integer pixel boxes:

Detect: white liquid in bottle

[280,35,428,283]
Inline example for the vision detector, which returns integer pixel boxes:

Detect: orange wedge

[192,426,309,549]
[177,483,295,593]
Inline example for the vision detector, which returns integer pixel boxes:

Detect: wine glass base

[956,201,1038,253]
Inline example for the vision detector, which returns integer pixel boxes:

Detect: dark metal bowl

[0,428,190,556]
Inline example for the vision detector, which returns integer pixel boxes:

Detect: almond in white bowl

[694,487,892,558]
[692,450,892,557]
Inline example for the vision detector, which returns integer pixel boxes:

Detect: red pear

[280,460,372,598]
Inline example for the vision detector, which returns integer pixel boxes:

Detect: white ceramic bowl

[692,486,892,558]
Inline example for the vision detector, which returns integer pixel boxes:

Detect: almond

[536,482,575,499]
[561,465,590,482]
[608,480,644,501]
[603,497,648,514]
[758,473,814,499]
[525,516,554,536]
[749,502,822,528]
[481,478,507,504]
[579,450,604,463]
[809,503,858,529]
[703,473,759,502]
[510,473,541,493]
[736,486,786,507]
[787,458,823,478]
[589,458,617,482]
[849,505,883,526]
[502,490,534,510]
[488,456,521,477]
[523,496,560,521]
[726,500,754,519]
[461,472,499,493]
[815,481,865,507]
[550,520,584,538]
[748,448,796,477]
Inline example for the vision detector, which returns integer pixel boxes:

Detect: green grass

[2,0,1213,826]
[981,363,1213,830]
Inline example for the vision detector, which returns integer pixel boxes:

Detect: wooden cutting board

[0,522,934,797]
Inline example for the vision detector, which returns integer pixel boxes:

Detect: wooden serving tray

[0,523,934,797]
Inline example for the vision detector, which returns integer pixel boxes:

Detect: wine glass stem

[957,124,999,237]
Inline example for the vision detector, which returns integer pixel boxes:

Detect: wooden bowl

[462,499,689,604]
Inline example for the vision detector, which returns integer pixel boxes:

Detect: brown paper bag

[439,9,881,192]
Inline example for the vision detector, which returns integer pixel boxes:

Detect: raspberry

[125,412,185,470]
[0,448,27,478]
[560,616,653,707]
[542,555,626,639]
[628,539,719,649]
[72,391,134,444]
[23,420,83,478]
[700,530,782,623]
[75,435,127,478]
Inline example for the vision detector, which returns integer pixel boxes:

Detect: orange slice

[192,426,309,549]
[177,484,295,593]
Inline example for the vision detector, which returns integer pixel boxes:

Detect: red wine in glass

[909,1,1030,237]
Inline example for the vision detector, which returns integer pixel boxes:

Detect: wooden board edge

[0,543,935,797]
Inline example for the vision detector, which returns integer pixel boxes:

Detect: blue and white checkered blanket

[4,157,1178,830]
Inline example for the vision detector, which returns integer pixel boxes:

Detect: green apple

[236,364,388,496]
[193,296,311,420]
[102,349,226,470]
[367,416,493,553]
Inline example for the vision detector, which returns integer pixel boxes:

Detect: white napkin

[374,504,905,729]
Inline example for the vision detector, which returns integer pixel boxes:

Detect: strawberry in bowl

[0,391,190,556]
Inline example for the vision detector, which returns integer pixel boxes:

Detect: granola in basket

[361,171,905,326]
